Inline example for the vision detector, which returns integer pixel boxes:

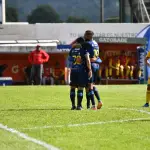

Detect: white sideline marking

[0,123,59,150]
[20,117,150,130]
[19,108,150,130]
[109,108,150,115]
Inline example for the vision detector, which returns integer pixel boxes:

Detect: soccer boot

[71,106,76,110]
[91,105,97,110]
[143,103,149,107]
[76,106,82,110]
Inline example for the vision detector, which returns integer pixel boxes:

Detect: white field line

[19,108,150,130]
[0,123,60,150]
[108,108,150,115]
[20,117,150,130]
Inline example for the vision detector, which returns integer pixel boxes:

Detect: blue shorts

[70,68,88,87]
[89,63,99,84]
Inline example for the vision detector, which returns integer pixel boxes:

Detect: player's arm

[85,52,92,78]
[91,57,102,63]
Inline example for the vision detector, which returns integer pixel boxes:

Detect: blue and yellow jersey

[82,40,100,70]
[84,40,99,58]
[69,48,83,69]
[146,51,150,58]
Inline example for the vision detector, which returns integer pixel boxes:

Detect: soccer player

[68,39,92,110]
[71,31,103,110]
[82,30,103,110]
[143,51,150,107]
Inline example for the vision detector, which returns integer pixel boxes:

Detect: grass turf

[0,85,150,150]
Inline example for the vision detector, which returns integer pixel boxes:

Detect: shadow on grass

[0,108,70,111]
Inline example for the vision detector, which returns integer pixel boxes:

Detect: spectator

[42,63,54,85]
[28,45,49,85]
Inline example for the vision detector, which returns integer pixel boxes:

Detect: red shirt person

[28,45,49,85]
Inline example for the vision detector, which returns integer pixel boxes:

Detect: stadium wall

[0,23,149,44]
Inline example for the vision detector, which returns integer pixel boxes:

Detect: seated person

[42,63,54,85]
[53,69,65,85]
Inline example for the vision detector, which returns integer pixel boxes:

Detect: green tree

[66,16,90,23]
[27,5,60,23]
[6,6,18,22]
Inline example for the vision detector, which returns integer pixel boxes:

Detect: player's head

[84,30,94,41]
[36,45,41,51]
[76,37,85,44]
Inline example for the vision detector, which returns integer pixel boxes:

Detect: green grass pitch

[0,85,150,150]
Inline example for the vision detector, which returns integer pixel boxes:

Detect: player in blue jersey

[71,31,103,110]
[68,38,92,110]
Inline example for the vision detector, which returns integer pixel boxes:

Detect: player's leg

[125,65,130,79]
[88,74,97,110]
[42,77,46,85]
[36,64,43,85]
[143,67,150,107]
[120,65,124,79]
[70,70,78,110]
[50,77,54,85]
[85,87,91,109]
[76,87,84,110]
[109,67,112,79]
[93,86,103,109]
[105,66,109,79]
[30,65,35,85]
[130,65,134,79]
[116,64,120,78]
[70,86,76,110]
[137,67,142,80]
[92,69,103,109]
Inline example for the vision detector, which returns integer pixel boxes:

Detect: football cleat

[76,106,82,110]
[143,103,149,107]
[71,106,76,110]
[97,101,103,109]
[91,105,97,110]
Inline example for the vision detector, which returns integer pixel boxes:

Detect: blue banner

[137,47,146,81]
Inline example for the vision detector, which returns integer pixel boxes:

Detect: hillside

[6,0,119,22]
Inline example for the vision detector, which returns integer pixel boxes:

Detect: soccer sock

[146,79,150,104]
[86,92,91,108]
[70,88,75,106]
[93,86,101,102]
[77,90,83,107]
[89,89,95,106]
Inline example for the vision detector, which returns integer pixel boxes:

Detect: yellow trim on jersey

[146,51,150,58]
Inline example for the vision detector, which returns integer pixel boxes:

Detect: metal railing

[133,0,150,23]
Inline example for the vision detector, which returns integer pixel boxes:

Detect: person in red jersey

[28,45,49,85]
